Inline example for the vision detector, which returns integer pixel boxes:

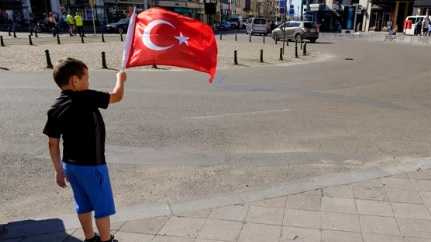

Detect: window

[254,19,266,24]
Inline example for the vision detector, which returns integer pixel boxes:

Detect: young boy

[43,58,126,242]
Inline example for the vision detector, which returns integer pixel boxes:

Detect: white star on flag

[175,32,189,46]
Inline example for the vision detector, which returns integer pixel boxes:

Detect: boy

[43,58,126,242]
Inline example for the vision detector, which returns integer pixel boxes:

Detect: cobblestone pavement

[2,168,431,242]
[0,32,320,72]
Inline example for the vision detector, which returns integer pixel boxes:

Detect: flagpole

[121,7,137,71]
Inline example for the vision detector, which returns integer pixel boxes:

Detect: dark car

[105,18,129,33]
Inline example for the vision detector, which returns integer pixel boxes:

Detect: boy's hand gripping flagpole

[121,7,137,71]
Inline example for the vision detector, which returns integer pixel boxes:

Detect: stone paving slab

[3,168,431,242]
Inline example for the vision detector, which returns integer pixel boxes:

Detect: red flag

[123,8,218,82]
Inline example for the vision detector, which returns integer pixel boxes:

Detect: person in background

[75,12,85,37]
[66,13,75,36]
[7,11,16,36]
[423,14,430,36]
[48,12,58,37]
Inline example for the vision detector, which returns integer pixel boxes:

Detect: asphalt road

[2,36,431,222]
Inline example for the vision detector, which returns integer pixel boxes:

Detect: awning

[414,0,431,7]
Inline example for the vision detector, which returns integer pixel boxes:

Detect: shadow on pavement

[313,41,334,44]
[0,218,81,242]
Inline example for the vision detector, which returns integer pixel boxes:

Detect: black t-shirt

[43,90,110,165]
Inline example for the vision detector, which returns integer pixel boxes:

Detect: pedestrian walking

[7,11,16,36]
[423,14,430,36]
[66,13,75,36]
[75,13,85,37]
[48,12,58,37]
[43,58,127,242]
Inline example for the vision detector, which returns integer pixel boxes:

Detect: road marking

[186,109,290,120]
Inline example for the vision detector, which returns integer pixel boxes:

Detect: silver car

[271,21,319,43]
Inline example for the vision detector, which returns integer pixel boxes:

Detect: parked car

[227,16,244,29]
[216,21,232,31]
[105,18,129,33]
[246,17,270,35]
[403,15,430,35]
[271,21,319,43]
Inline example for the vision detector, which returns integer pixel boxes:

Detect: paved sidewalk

[2,168,431,242]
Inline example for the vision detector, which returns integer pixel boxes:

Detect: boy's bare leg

[96,216,111,241]
[78,212,95,239]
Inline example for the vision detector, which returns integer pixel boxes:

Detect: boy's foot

[84,234,101,242]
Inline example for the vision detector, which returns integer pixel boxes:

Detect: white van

[404,15,430,35]
[246,17,270,35]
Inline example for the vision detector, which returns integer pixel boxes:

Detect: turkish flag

[122,8,218,82]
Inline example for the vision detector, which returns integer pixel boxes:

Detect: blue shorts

[63,162,116,218]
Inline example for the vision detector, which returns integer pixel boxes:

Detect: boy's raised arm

[110,71,127,104]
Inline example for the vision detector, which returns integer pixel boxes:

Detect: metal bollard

[0,36,5,47]
[249,34,252,42]
[101,32,105,42]
[120,32,124,42]
[101,52,108,69]
[235,32,238,41]
[260,49,263,63]
[45,50,53,69]
[295,40,299,58]
[35,30,38,38]
[28,35,33,45]
[303,42,307,56]
[152,64,158,69]
[57,34,61,45]
[81,35,85,43]
[275,37,278,45]
[220,32,222,40]
[280,48,283,61]
[300,39,303,50]
[234,50,238,65]
[13,31,16,38]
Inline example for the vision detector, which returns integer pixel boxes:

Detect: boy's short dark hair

[53,58,88,88]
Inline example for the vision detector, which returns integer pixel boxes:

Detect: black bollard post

[13,31,16,38]
[8,31,11,36]
[81,35,85,43]
[120,31,124,42]
[0,36,5,47]
[235,32,238,41]
[249,34,252,42]
[152,64,158,69]
[101,52,108,69]
[101,32,105,42]
[234,50,238,65]
[300,39,303,50]
[303,42,307,56]
[295,40,299,58]
[35,30,38,38]
[45,50,53,69]
[275,37,278,45]
[28,35,33,45]
[280,48,283,61]
[220,32,222,40]
[260,49,263,63]
[57,34,61,45]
